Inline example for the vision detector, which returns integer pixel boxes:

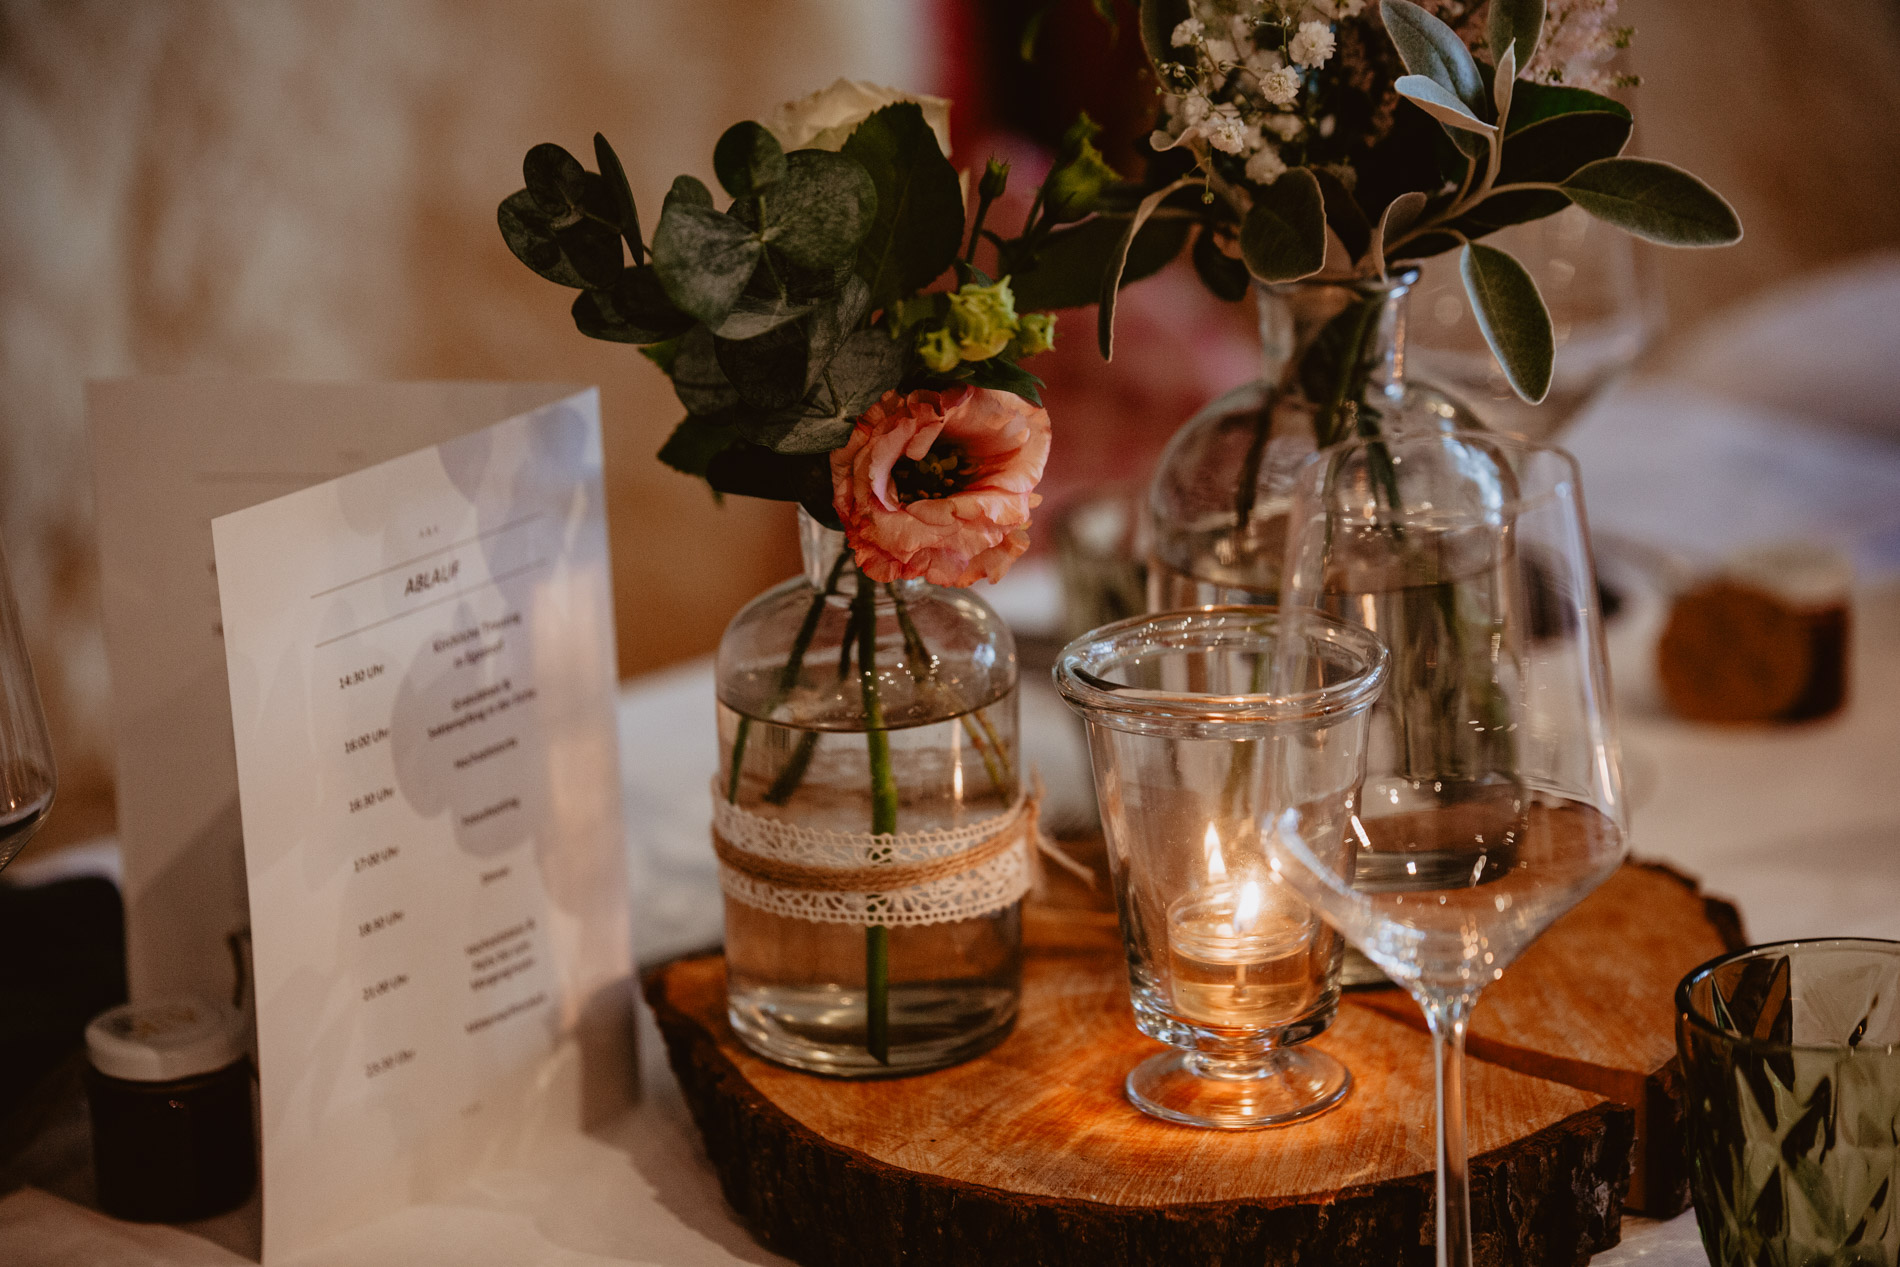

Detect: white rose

[767,79,953,157]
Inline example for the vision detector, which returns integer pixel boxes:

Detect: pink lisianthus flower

[829,386,1051,587]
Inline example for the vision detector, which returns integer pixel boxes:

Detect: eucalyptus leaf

[1382,0,1486,110]
[498,189,587,288]
[522,143,592,217]
[553,217,625,288]
[1099,176,1196,359]
[1192,228,1250,302]
[741,409,858,456]
[1239,168,1327,285]
[840,103,963,310]
[1371,190,1429,277]
[803,275,871,388]
[1560,157,1744,246]
[1460,242,1553,403]
[766,149,877,271]
[714,319,809,411]
[713,121,788,199]
[809,327,906,422]
[650,201,762,326]
[657,414,744,479]
[668,325,744,414]
[1487,0,1544,74]
[713,293,816,341]
[664,175,714,211]
[1008,212,1190,311]
[571,266,692,343]
[593,133,644,263]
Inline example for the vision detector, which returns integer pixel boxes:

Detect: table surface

[5,370,1900,1264]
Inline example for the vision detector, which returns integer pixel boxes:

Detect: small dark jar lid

[84,997,256,1222]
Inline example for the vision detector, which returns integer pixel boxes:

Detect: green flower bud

[1014,311,1056,357]
[917,326,961,374]
[947,277,1020,361]
[979,157,1010,203]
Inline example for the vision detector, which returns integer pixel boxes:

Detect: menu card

[206,390,631,1260]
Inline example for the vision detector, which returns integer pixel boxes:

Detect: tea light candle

[1167,825,1315,1028]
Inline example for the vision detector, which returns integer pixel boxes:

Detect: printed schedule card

[211,391,631,1261]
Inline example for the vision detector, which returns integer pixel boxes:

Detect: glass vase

[714,509,1024,1077]
[1146,270,1483,610]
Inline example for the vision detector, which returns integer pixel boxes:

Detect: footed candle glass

[1054,607,1387,1129]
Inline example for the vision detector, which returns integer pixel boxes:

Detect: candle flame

[1203,822,1226,879]
[1234,879,1263,933]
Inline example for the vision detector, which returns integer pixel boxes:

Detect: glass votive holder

[1677,939,1899,1265]
[1054,606,1387,1129]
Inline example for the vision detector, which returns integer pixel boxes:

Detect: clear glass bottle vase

[714,509,1023,1077]
[1146,269,1483,609]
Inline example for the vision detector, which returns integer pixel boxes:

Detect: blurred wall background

[3,0,1897,856]
[0,0,931,852]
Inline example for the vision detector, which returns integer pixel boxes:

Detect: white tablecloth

[7,361,1900,1263]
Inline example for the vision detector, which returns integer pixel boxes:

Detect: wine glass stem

[1423,995,1475,1267]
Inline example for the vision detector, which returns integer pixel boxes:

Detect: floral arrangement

[498,82,1129,1065]
[495,80,1136,587]
[1098,0,1741,406]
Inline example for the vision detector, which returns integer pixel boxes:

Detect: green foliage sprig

[500,101,1146,523]
[1097,0,1742,405]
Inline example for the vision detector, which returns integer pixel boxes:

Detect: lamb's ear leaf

[1460,242,1553,403]
[1239,167,1327,284]
[1395,75,1495,160]
[1312,166,1371,260]
[1370,190,1429,278]
[1192,227,1251,301]
[1560,157,1744,246]
[1382,0,1486,110]
[1487,0,1544,76]
[1098,176,1197,359]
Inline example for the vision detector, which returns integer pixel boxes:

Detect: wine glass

[1406,207,1660,440]
[1263,432,1627,1266]
[0,532,56,872]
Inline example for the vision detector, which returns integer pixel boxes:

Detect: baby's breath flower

[1181,94,1211,126]
[1204,104,1250,155]
[1203,36,1239,66]
[1245,145,1288,185]
[1171,16,1204,46]
[1257,65,1301,107]
[1289,21,1336,69]
[1263,113,1304,141]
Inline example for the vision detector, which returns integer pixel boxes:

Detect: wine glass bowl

[0,533,55,873]
[1264,432,1627,1265]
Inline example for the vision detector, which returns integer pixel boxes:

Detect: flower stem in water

[854,567,896,1063]
[726,548,851,804]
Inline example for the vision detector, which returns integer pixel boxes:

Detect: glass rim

[1298,430,1586,521]
[1052,605,1389,728]
[1675,936,1900,1055]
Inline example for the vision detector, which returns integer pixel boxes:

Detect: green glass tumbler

[1677,939,1900,1266]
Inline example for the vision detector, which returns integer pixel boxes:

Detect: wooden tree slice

[645,901,1637,1266]
[1351,861,1746,1215]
